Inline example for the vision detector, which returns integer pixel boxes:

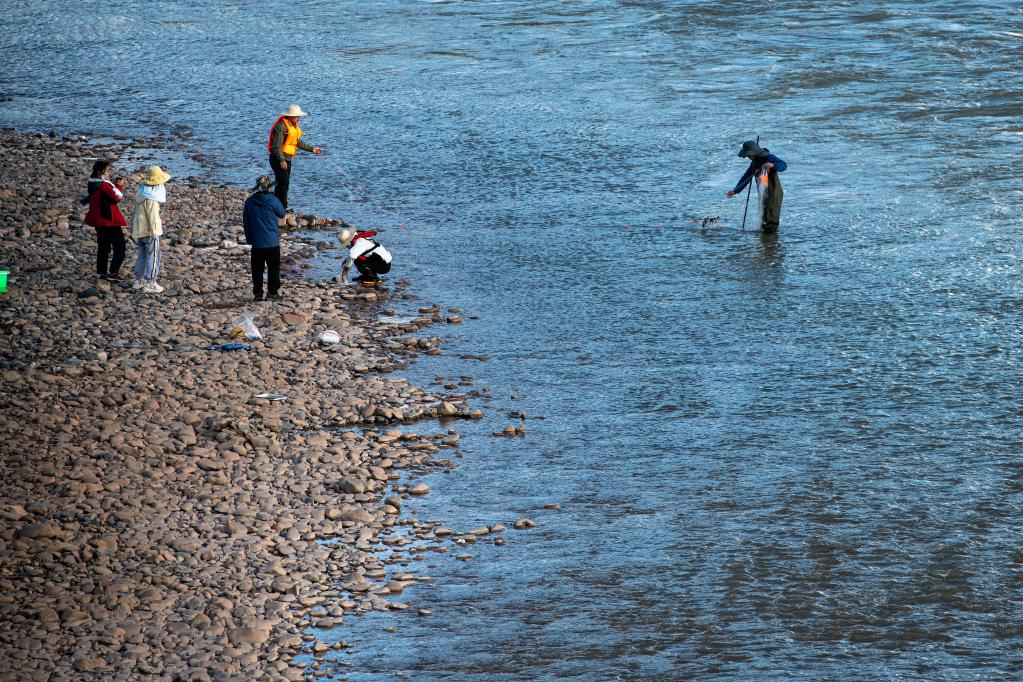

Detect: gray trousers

[134,236,161,282]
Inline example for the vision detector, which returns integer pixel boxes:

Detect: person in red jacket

[83,160,128,280]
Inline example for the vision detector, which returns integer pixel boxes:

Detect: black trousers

[95,226,125,275]
[269,155,292,209]
[251,246,281,297]
[354,258,374,279]
[354,254,391,279]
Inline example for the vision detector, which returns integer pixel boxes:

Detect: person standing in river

[267,103,322,211]
[726,140,787,233]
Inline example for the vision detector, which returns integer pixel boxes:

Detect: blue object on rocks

[206,343,252,351]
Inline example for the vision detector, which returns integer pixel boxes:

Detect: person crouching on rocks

[243,175,286,301]
[338,227,392,283]
[83,159,128,281]
[131,165,171,294]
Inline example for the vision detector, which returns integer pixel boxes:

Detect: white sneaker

[142,282,164,294]
[132,279,144,290]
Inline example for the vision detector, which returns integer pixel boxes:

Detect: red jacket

[84,179,127,228]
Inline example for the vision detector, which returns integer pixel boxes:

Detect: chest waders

[761,169,783,232]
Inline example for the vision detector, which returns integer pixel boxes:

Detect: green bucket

[0,270,7,294]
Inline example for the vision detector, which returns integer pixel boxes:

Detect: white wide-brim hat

[338,228,356,246]
[282,104,308,117]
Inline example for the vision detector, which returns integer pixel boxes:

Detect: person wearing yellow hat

[267,103,322,210]
[131,165,171,294]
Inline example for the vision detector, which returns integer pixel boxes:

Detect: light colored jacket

[132,198,163,238]
[132,184,165,238]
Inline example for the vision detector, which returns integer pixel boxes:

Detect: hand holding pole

[739,135,760,232]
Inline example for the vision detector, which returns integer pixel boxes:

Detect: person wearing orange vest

[267,103,322,210]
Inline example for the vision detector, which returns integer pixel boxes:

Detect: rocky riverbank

[0,129,505,680]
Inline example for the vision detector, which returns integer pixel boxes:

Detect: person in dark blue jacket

[243,175,286,300]
[727,140,787,232]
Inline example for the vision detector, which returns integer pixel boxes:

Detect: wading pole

[740,135,759,232]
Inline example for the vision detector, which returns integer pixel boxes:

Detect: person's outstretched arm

[728,162,756,196]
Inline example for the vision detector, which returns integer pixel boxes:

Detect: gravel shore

[0,129,496,680]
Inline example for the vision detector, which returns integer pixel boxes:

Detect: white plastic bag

[319,330,341,344]
[229,313,263,341]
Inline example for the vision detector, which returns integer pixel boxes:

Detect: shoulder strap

[356,240,379,259]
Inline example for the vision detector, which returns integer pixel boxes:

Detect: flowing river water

[4,1,1023,679]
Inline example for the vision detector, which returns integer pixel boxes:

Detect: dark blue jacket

[243,191,285,248]
[732,152,787,194]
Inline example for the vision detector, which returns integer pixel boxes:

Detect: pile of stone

[0,129,506,681]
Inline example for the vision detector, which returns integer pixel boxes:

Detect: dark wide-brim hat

[251,175,275,192]
[738,140,767,158]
